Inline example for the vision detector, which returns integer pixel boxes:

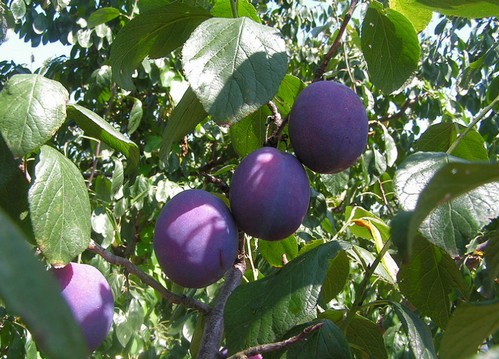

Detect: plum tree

[230,147,310,241]
[154,189,239,288]
[51,262,114,353]
[288,81,369,174]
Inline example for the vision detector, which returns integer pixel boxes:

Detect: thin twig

[87,241,210,313]
[313,0,359,82]
[264,101,287,147]
[227,322,324,359]
[378,97,418,123]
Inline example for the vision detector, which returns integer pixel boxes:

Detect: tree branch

[87,241,210,313]
[264,101,287,147]
[313,0,359,82]
[378,97,418,123]
[227,322,324,359]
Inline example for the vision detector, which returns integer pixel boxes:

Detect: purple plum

[288,80,368,173]
[154,189,239,288]
[229,147,310,241]
[51,262,114,353]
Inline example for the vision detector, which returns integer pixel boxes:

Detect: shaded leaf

[0,74,68,156]
[440,300,499,359]
[87,7,121,28]
[344,316,388,359]
[398,238,469,328]
[389,302,438,359]
[182,17,288,123]
[319,250,350,305]
[361,6,420,93]
[0,208,87,359]
[224,241,344,352]
[28,146,91,265]
[67,104,139,169]
[259,235,298,268]
[229,106,269,157]
[110,3,211,89]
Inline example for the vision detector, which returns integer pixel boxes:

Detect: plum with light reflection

[51,262,114,353]
[289,80,368,174]
[154,189,239,288]
[229,147,310,241]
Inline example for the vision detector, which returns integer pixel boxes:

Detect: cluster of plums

[48,81,367,354]
[154,81,368,289]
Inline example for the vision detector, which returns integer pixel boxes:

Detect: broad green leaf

[28,146,91,265]
[0,135,32,238]
[398,238,469,328]
[320,170,350,197]
[128,97,143,135]
[182,17,288,123]
[415,123,489,161]
[394,152,499,256]
[224,241,344,352]
[319,250,350,305]
[389,0,432,32]
[229,106,269,157]
[67,104,139,169]
[110,3,211,90]
[349,245,395,283]
[389,302,438,359]
[272,74,306,117]
[273,319,352,359]
[439,300,499,359]
[0,74,69,157]
[211,0,261,23]
[413,0,499,18]
[115,298,145,347]
[0,209,87,359]
[361,6,420,93]
[158,87,208,162]
[87,7,121,28]
[258,235,298,268]
[344,316,388,359]
[111,159,124,199]
[484,232,499,285]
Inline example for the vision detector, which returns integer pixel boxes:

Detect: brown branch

[378,97,418,123]
[203,173,230,197]
[87,241,210,313]
[227,322,324,359]
[264,101,287,147]
[313,0,359,82]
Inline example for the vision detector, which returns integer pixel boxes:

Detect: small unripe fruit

[230,147,310,241]
[51,262,114,353]
[289,80,368,174]
[154,189,239,288]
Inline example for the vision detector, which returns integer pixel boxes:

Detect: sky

[0,29,71,70]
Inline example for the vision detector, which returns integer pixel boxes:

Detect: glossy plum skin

[51,262,114,353]
[154,189,239,288]
[230,147,310,241]
[289,81,368,174]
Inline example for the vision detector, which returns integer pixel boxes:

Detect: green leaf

[439,300,499,359]
[415,123,489,161]
[110,3,211,90]
[361,6,420,93]
[182,17,288,123]
[389,302,438,359]
[394,152,499,256]
[87,7,121,28]
[413,0,499,18]
[258,235,299,268]
[0,74,69,157]
[28,146,91,265]
[389,0,433,32]
[344,316,388,359]
[67,104,139,169]
[273,74,306,117]
[319,250,350,305]
[224,241,345,352]
[275,320,352,359]
[0,135,32,238]
[229,106,269,156]
[158,87,208,162]
[484,232,499,286]
[0,208,87,359]
[398,238,469,328]
[115,298,145,347]
[211,0,261,23]
[128,97,143,135]
[9,0,26,20]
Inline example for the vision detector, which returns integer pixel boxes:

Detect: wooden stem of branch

[378,97,418,123]
[197,258,247,359]
[313,0,359,82]
[227,322,324,359]
[264,101,287,147]
[87,241,210,313]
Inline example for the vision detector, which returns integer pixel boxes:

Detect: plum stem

[87,241,210,313]
[313,0,359,82]
[226,322,324,358]
[264,100,287,147]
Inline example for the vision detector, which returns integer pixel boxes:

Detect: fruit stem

[446,94,499,155]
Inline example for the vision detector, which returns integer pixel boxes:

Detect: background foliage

[0,0,498,358]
